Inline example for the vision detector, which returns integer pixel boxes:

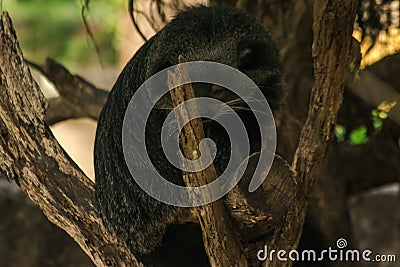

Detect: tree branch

[0,11,140,267]
[168,56,248,266]
[168,54,298,266]
[264,1,360,266]
[293,0,360,193]
[26,58,108,125]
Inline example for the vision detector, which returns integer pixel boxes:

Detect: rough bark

[263,1,360,266]
[235,1,365,259]
[166,55,301,266]
[0,10,297,267]
[0,12,141,267]
[168,56,248,267]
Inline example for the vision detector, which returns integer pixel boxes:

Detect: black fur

[95,6,283,266]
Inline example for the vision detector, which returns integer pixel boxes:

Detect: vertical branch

[265,1,360,266]
[168,56,248,267]
[293,0,360,194]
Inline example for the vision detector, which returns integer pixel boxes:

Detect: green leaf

[349,125,369,145]
[372,116,383,132]
[335,124,347,143]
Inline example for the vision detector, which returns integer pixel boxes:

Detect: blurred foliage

[371,101,396,131]
[356,0,400,54]
[3,0,399,67]
[2,0,125,67]
[335,125,347,144]
[130,0,400,45]
[349,125,370,145]
[336,101,397,145]
[355,27,400,67]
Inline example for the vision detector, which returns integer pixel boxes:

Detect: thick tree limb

[293,0,360,193]
[1,10,297,267]
[168,56,297,266]
[295,0,360,245]
[168,56,248,267]
[224,153,296,242]
[0,12,141,267]
[27,58,108,125]
[234,2,397,265]
[263,1,360,266]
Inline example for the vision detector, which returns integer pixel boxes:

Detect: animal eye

[238,43,268,70]
[238,41,276,71]
[239,48,254,69]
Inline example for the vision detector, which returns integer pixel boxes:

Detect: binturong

[95,5,283,267]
